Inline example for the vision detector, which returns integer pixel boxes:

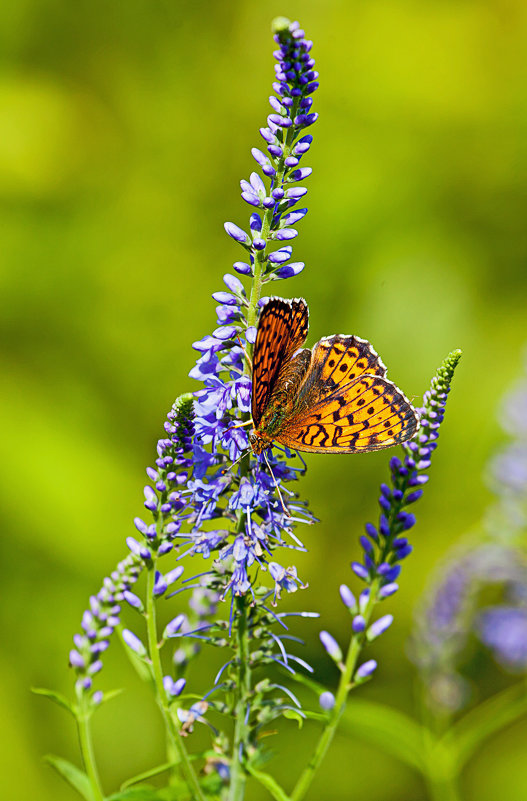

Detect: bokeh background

[2,0,527,799]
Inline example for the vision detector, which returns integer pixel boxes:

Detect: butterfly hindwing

[277,374,419,454]
[251,297,309,428]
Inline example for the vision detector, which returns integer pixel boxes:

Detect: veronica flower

[318,350,462,684]
[178,18,320,599]
[69,554,142,698]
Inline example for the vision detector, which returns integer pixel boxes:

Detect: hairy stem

[77,697,105,801]
[228,595,252,801]
[145,559,206,801]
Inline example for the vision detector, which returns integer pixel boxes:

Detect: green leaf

[247,765,291,801]
[120,761,178,790]
[301,710,329,723]
[445,682,527,769]
[108,786,165,801]
[100,688,124,705]
[32,687,76,717]
[282,709,304,728]
[286,670,328,698]
[340,699,427,772]
[44,755,94,801]
[199,771,224,796]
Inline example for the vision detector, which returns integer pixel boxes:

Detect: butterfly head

[248,428,272,456]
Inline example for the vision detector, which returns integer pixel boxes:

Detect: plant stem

[423,756,462,801]
[291,580,381,801]
[77,698,105,801]
[145,558,206,801]
[228,595,252,801]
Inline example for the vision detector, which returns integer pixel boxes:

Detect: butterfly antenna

[222,446,251,475]
[263,449,290,518]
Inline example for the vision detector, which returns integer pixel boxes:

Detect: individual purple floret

[319,691,336,711]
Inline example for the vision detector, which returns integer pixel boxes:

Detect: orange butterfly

[249,297,419,455]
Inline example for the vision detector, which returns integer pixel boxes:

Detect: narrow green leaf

[120,761,178,790]
[445,682,527,769]
[340,699,427,772]
[44,755,94,801]
[286,670,328,697]
[100,688,124,705]
[247,765,291,801]
[301,711,328,723]
[282,709,304,728]
[108,785,165,801]
[32,687,76,717]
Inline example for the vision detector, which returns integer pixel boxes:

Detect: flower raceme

[319,351,462,686]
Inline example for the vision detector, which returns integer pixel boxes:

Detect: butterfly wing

[276,335,419,453]
[298,334,387,404]
[252,297,309,428]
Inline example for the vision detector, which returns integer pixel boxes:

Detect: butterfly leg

[294,448,308,475]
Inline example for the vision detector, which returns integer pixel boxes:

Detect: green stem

[77,698,105,801]
[228,595,252,801]
[145,558,206,801]
[422,742,461,801]
[291,579,381,801]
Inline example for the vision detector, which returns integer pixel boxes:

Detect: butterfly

[248,297,419,455]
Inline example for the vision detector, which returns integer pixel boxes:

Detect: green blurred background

[2,0,527,798]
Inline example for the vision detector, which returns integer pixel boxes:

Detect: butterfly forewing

[251,297,309,428]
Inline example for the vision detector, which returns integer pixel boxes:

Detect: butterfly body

[250,297,419,455]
